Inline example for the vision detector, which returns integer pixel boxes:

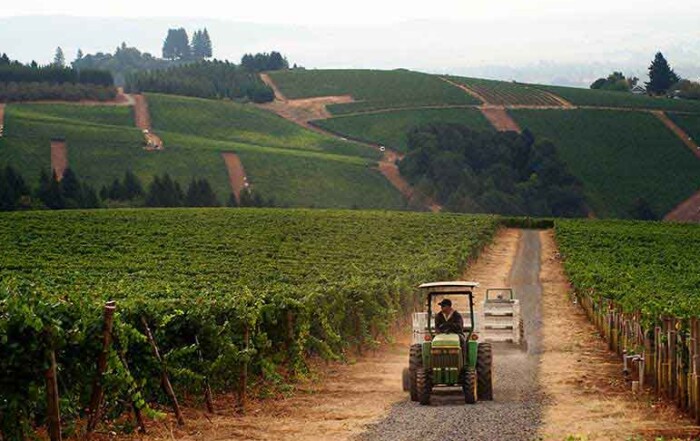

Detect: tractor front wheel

[408,344,422,401]
[462,367,477,404]
[477,342,493,401]
[416,367,432,405]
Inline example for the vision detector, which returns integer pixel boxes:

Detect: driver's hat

[438,298,452,307]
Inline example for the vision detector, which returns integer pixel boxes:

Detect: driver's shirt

[435,309,464,334]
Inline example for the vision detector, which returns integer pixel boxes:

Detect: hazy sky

[1,1,699,86]
[2,0,697,25]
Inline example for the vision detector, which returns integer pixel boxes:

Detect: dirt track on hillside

[664,190,700,223]
[0,103,5,135]
[50,138,68,180]
[480,106,522,132]
[651,110,700,158]
[133,94,163,150]
[221,152,248,203]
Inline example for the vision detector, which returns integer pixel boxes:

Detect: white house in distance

[630,84,647,95]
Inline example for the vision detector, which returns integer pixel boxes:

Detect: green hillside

[314,108,493,153]
[511,109,700,218]
[534,84,700,112]
[147,93,380,159]
[267,69,479,115]
[0,99,405,209]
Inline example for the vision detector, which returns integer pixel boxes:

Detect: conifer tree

[53,47,65,67]
[646,52,681,95]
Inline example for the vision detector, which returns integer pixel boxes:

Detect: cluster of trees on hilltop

[73,43,176,86]
[590,72,639,92]
[125,60,275,102]
[162,28,213,60]
[240,51,289,72]
[590,52,700,98]
[0,165,274,211]
[399,124,587,217]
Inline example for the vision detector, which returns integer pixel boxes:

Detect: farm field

[0,208,499,437]
[533,84,700,112]
[314,107,494,153]
[511,109,700,218]
[147,93,380,160]
[555,219,700,317]
[445,76,564,106]
[266,69,480,115]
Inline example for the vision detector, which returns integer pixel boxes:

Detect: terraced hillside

[444,76,566,106]
[266,69,480,115]
[511,109,700,218]
[314,107,493,153]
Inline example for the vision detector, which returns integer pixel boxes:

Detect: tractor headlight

[470,333,479,341]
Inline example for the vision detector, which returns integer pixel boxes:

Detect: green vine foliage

[555,220,700,323]
[0,208,499,437]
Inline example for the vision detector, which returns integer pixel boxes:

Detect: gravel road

[357,230,543,441]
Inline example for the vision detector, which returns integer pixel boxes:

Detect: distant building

[630,84,647,95]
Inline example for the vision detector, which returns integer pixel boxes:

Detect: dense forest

[399,124,587,217]
[125,60,275,102]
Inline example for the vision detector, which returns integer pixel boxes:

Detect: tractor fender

[421,341,432,368]
[467,339,478,369]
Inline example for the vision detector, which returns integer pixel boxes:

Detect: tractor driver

[435,298,466,348]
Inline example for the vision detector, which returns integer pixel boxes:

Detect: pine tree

[227,193,239,207]
[163,28,191,60]
[108,178,124,200]
[202,28,213,58]
[123,170,144,199]
[76,49,84,61]
[53,47,65,67]
[61,168,82,207]
[191,30,205,59]
[646,52,681,95]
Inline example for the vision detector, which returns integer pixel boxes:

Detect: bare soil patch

[652,110,700,158]
[480,106,522,133]
[133,94,163,150]
[50,138,68,180]
[0,103,5,137]
[221,152,248,203]
[664,189,700,223]
[538,230,697,440]
[260,95,355,127]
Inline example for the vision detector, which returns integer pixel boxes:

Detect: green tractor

[402,281,493,405]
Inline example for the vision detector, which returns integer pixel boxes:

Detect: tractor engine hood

[431,333,461,348]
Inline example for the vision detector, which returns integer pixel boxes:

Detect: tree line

[399,124,587,217]
[125,60,275,103]
[0,165,273,211]
[0,52,113,85]
[73,43,177,86]
[240,51,289,72]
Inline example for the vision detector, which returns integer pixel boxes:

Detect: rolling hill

[2,68,700,218]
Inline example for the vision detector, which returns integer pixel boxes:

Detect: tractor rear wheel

[462,367,477,404]
[416,367,432,405]
[477,342,493,401]
[408,344,422,401]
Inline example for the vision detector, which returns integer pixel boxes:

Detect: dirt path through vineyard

[221,152,248,203]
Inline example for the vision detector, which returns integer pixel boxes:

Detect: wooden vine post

[45,348,62,441]
[237,324,250,414]
[195,335,215,413]
[141,317,185,426]
[87,301,117,434]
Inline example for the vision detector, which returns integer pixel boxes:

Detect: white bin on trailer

[479,288,522,344]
